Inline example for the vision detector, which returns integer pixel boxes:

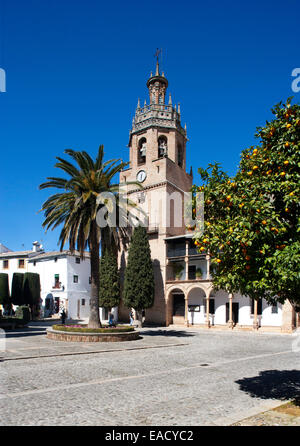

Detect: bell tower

[118,58,193,325]
[122,59,192,194]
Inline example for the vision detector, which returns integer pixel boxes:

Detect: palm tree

[39,145,137,328]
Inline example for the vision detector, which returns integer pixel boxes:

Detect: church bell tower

[119,57,193,325]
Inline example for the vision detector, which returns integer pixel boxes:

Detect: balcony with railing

[165,237,211,283]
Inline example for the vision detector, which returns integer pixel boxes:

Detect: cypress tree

[123,225,155,325]
[11,273,25,305]
[0,273,10,307]
[23,273,41,316]
[99,248,120,309]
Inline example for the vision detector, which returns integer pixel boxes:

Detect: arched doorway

[168,288,185,325]
[187,287,206,325]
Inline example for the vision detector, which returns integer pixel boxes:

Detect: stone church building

[117,60,296,333]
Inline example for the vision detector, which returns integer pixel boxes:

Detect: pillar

[206,253,210,280]
[185,295,189,327]
[185,239,189,280]
[253,299,259,330]
[205,296,210,328]
[281,299,296,333]
[228,293,234,329]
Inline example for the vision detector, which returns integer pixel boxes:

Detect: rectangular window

[3,260,8,269]
[73,275,78,283]
[81,299,85,306]
[76,257,80,264]
[18,259,25,268]
[188,265,196,280]
[54,274,60,288]
[89,277,91,284]
[272,303,278,314]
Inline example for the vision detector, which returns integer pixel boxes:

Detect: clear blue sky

[0,0,299,251]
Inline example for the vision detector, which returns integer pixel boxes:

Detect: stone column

[206,297,210,328]
[281,300,296,333]
[206,253,210,280]
[185,239,189,281]
[253,299,259,330]
[185,295,189,327]
[228,293,234,329]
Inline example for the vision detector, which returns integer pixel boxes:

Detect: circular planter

[46,327,140,342]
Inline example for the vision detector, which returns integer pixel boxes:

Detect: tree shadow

[236,370,300,402]
[3,318,85,338]
[140,329,195,337]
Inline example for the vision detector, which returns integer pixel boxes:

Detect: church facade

[117,61,296,333]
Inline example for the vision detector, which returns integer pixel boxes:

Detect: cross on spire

[154,48,162,63]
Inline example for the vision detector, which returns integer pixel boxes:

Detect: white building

[0,241,44,283]
[27,250,92,320]
[0,241,116,322]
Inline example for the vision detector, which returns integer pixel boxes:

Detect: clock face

[137,170,147,183]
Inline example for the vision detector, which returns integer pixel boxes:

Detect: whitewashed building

[27,250,92,319]
[0,242,116,322]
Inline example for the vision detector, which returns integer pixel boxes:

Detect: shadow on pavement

[3,319,85,338]
[236,369,300,401]
[140,329,195,337]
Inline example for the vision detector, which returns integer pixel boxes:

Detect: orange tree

[193,99,300,305]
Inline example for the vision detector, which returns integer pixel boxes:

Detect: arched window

[159,94,163,104]
[158,136,168,158]
[177,144,183,167]
[138,137,146,165]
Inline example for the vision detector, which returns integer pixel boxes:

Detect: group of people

[59,307,145,326]
[129,310,145,325]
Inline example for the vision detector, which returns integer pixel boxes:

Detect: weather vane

[154,48,162,63]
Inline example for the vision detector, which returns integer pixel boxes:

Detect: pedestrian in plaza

[61,308,66,325]
[108,312,116,327]
[129,310,134,326]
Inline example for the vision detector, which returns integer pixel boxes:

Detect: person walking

[129,310,134,326]
[108,312,116,327]
[61,308,66,325]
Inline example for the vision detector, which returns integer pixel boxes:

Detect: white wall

[187,288,282,327]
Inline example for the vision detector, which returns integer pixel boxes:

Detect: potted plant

[173,264,184,280]
[196,267,203,279]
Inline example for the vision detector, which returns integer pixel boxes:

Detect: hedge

[52,324,134,334]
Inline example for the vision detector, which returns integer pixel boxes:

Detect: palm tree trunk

[88,222,101,328]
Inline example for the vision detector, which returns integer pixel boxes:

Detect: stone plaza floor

[1,321,300,426]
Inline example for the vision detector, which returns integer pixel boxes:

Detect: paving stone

[1,321,300,425]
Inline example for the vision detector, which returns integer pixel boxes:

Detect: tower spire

[154,48,161,76]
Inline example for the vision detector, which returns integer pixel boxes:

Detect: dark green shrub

[52,324,134,333]
[0,273,10,306]
[123,226,155,312]
[11,273,25,305]
[99,248,120,309]
[23,273,40,306]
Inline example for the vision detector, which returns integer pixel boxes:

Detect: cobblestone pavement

[1,322,300,426]
[232,410,300,426]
